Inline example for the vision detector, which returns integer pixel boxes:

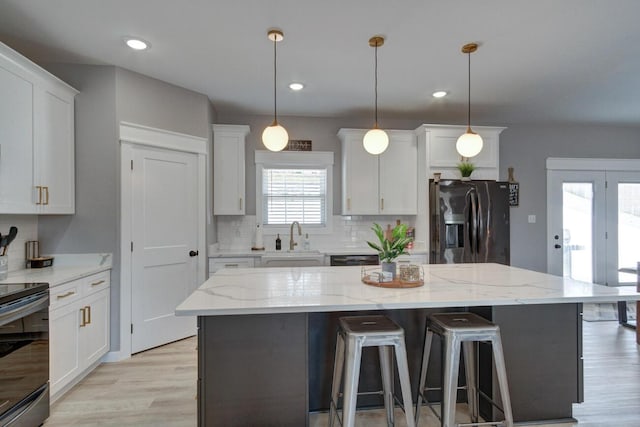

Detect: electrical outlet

[528,215,536,224]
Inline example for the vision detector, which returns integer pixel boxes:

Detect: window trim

[256,150,334,235]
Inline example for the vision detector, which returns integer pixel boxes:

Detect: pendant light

[456,43,483,158]
[363,36,389,155]
[262,29,289,151]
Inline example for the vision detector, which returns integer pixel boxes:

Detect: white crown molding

[547,157,640,171]
[119,121,208,154]
[254,150,334,166]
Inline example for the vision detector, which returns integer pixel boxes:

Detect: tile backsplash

[0,215,38,272]
[215,215,418,252]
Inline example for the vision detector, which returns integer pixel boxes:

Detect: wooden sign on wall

[285,140,312,151]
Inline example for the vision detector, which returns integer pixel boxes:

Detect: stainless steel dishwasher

[329,254,379,266]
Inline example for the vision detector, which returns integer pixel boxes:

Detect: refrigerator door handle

[470,191,478,260]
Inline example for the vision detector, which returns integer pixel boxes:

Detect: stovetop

[0,282,49,305]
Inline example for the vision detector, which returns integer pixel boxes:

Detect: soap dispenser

[275,234,281,251]
[303,233,310,250]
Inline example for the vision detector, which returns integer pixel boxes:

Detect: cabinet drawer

[50,279,82,310]
[209,257,255,275]
[82,270,110,296]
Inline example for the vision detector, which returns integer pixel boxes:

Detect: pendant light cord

[374,42,379,128]
[273,36,278,125]
[467,49,471,131]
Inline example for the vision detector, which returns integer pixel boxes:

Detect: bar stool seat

[329,315,415,427]
[416,312,514,427]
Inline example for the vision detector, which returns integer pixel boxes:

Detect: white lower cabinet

[50,270,110,400]
[209,257,256,277]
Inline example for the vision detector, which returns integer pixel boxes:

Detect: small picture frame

[509,182,520,206]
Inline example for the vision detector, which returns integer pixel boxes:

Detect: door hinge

[131,241,133,252]
[131,160,133,170]
[605,232,608,239]
[131,323,133,334]
[605,180,608,189]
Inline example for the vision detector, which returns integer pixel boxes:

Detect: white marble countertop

[176,263,640,316]
[0,253,112,288]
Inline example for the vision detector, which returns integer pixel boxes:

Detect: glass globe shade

[262,124,289,151]
[456,131,483,158]
[363,128,389,155]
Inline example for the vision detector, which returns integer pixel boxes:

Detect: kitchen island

[176,263,640,427]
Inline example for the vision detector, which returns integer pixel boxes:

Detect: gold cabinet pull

[86,305,91,325]
[90,280,105,287]
[239,197,243,211]
[57,291,76,299]
[44,186,49,205]
[381,198,384,211]
[79,307,87,327]
[35,186,43,205]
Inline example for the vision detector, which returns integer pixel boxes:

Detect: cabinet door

[342,136,378,215]
[379,132,417,214]
[35,87,75,213]
[213,126,247,215]
[49,302,82,397]
[427,127,499,170]
[81,288,110,367]
[0,63,36,213]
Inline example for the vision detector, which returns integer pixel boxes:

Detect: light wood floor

[45,321,640,426]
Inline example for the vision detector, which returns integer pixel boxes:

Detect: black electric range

[0,281,50,427]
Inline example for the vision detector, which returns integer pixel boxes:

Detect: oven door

[0,291,49,426]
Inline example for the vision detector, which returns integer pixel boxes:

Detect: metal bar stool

[415,312,513,427]
[329,315,415,427]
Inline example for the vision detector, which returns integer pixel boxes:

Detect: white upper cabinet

[0,57,34,212]
[0,42,78,214]
[415,124,505,180]
[339,128,417,215]
[213,124,249,215]
[35,83,76,213]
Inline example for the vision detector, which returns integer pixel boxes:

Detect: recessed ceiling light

[289,83,304,91]
[432,91,448,98]
[125,37,150,51]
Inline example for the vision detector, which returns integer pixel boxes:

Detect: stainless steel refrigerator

[429,180,510,265]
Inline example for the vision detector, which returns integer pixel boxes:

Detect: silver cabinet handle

[239,197,243,211]
[381,198,384,211]
[224,263,239,267]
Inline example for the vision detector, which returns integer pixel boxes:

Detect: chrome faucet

[289,221,302,251]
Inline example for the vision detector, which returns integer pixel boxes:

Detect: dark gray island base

[197,303,582,426]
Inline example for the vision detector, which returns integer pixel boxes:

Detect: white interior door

[131,145,199,353]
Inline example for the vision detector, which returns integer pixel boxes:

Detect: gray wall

[499,124,640,272]
[40,64,213,352]
[218,114,640,273]
[115,68,211,139]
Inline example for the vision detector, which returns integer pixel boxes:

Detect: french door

[547,159,640,286]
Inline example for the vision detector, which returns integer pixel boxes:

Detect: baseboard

[102,349,131,363]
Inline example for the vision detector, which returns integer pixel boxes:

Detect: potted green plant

[366,223,412,279]
[457,161,475,180]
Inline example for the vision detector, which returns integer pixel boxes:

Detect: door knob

[189,250,199,257]
[554,244,561,249]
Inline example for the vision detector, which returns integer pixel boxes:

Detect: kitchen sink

[261,250,326,267]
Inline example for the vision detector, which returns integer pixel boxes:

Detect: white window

[255,151,334,233]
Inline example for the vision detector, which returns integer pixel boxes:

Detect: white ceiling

[1,0,639,126]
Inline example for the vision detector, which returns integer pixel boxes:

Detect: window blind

[262,168,327,225]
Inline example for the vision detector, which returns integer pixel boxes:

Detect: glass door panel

[562,183,594,282]
[615,180,640,284]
